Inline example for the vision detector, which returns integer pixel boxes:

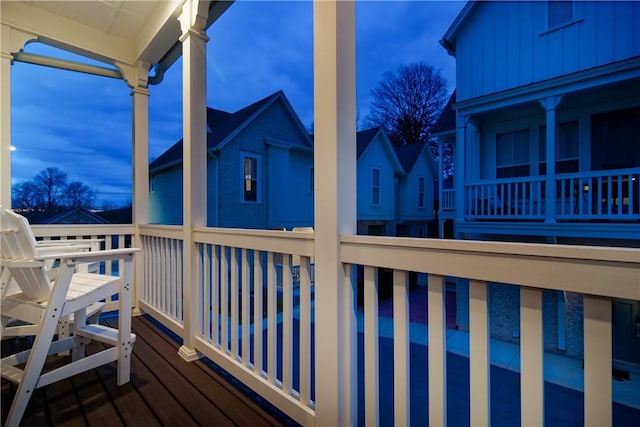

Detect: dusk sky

[10,1,465,208]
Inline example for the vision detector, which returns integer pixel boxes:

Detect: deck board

[2,315,288,426]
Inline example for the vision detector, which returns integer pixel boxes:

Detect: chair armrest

[36,244,92,255]
[0,259,45,268]
[35,248,140,264]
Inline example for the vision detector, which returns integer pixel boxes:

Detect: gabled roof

[150,90,313,173]
[356,127,404,174]
[43,208,111,225]
[393,142,437,178]
[440,1,479,56]
[432,90,456,136]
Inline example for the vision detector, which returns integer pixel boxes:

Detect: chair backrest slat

[1,208,52,301]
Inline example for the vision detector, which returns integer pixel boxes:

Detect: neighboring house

[356,127,405,236]
[149,91,314,230]
[22,207,111,225]
[394,142,438,237]
[439,0,640,368]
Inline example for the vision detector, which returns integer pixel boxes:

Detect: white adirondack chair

[0,216,101,339]
[0,208,138,426]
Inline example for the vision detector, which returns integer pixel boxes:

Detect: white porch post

[454,114,467,229]
[313,1,357,425]
[540,95,562,223]
[178,0,210,361]
[130,62,150,314]
[0,25,34,208]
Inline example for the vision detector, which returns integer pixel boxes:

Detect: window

[418,176,425,208]
[372,168,380,205]
[591,108,640,170]
[496,129,530,178]
[242,154,259,202]
[539,121,579,174]
[309,167,314,192]
[149,175,155,193]
[548,0,573,28]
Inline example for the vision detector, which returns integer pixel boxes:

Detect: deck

[1,315,291,427]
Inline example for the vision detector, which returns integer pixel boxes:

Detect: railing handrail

[558,167,640,180]
[340,234,640,300]
[193,226,315,257]
[31,223,135,237]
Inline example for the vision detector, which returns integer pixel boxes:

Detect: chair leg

[71,308,87,362]
[116,261,134,386]
[4,307,60,427]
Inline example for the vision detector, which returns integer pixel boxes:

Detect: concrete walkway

[366,312,640,410]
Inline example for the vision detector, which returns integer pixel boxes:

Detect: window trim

[241,152,261,204]
[371,167,381,206]
[496,129,531,179]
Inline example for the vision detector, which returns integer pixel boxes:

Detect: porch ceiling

[1,1,231,69]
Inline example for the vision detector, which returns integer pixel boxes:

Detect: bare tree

[364,62,449,167]
[12,167,95,213]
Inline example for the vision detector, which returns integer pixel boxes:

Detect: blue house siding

[149,165,183,225]
[356,129,404,235]
[149,91,314,230]
[441,1,640,366]
[454,1,640,102]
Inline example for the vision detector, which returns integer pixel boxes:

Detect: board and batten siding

[456,1,640,101]
[357,135,398,221]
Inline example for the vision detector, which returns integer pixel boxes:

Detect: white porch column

[0,25,35,208]
[120,60,151,314]
[313,1,357,425]
[178,0,210,361]
[540,95,562,223]
[454,114,467,228]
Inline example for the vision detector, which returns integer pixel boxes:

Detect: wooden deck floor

[2,315,291,426]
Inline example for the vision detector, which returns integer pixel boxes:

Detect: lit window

[243,155,258,202]
[372,168,381,205]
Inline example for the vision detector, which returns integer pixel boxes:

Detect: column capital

[178,0,211,37]
[117,60,151,90]
[539,94,564,111]
[130,86,150,97]
[1,25,37,62]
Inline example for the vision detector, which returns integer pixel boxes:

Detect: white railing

[556,168,640,220]
[137,226,316,425]
[441,188,456,211]
[466,176,546,220]
[138,225,185,336]
[465,168,640,221]
[340,236,639,427]
[31,223,135,312]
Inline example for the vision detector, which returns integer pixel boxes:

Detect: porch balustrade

[30,224,640,427]
[463,168,640,221]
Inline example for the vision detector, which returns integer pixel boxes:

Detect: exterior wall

[477,82,640,180]
[396,153,436,222]
[456,1,640,101]
[149,165,183,225]
[150,97,313,229]
[357,135,397,223]
[266,147,314,229]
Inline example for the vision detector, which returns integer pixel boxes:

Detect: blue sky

[10,1,465,208]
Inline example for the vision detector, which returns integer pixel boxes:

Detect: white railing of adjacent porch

[441,188,456,211]
[136,225,639,427]
[465,168,640,221]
